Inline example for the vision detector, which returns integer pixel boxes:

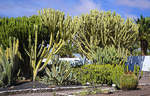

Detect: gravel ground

[90,85,150,96]
[9,92,54,96]
[6,85,150,96]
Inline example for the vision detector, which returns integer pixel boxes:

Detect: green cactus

[25,8,73,81]
[120,72,138,90]
[92,45,129,64]
[73,10,138,60]
[0,37,21,86]
[25,25,55,81]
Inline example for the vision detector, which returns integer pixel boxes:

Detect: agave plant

[44,57,76,85]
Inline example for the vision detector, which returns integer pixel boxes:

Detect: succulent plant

[120,72,138,90]
[25,8,73,81]
[0,37,21,87]
[44,57,76,85]
[92,45,128,65]
[73,10,138,60]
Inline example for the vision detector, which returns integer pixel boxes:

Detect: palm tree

[136,16,150,56]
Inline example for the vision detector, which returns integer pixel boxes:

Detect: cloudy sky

[0,0,150,18]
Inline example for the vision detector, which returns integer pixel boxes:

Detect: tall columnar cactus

[26,8,73,81]
[25,25,51,81]
[73,10,139,60]
[0,37,21,86]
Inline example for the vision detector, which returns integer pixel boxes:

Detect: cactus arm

[34,25,38,69]
[37,41,44,57]
[77,42,92,60]
[54,40,65,54]
[24,48,30,57]
[38,43,56,72]
[47,32,53,52]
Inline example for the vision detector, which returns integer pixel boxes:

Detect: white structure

[42,58,81,64]
[59,58,80,61]
[127,56,150,71]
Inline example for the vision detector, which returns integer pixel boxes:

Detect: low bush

[73,64,114,85]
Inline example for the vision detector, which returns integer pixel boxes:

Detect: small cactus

[120,72,138,90]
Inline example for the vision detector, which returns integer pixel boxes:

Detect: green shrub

[120,72,138,90]
[111,64,124,88]
[73,64,113,85]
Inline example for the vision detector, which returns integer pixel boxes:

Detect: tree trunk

[141,39,148,56]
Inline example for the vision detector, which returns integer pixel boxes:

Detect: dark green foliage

[42,57,76,85]
[58,41,78,58]
[120,72,138,90]
[0,15,49,77]
[73,64,114,85]
[0,15,49,47]
[0,45,8,87]
[136,16,150,55]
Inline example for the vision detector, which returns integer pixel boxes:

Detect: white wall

[42,58,81,64]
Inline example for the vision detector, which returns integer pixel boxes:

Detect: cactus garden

[0,7,150,96]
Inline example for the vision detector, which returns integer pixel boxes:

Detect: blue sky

[0,0,150,18]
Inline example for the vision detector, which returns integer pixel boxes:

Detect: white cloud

[0,0,102,17]
[116,0,150,9]
[74,0,101,15]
